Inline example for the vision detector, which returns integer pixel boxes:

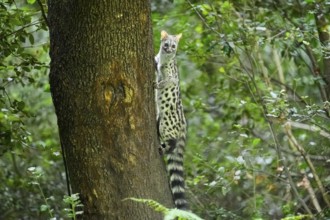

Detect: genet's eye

[164,43,169,47]
[172,45,176,49]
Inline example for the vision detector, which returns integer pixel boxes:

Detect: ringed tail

[166,138,188,209]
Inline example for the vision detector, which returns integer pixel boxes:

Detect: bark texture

[48,1,173,219]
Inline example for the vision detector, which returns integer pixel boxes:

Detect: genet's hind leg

[158,139,176,155]
[158,143,166,155]
[164,139,177,154]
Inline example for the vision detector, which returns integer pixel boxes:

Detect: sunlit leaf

[27,0,36,4]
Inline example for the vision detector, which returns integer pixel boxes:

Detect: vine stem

[36,182,53,218]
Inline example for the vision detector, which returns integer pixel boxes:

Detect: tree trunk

[48,1,174,219]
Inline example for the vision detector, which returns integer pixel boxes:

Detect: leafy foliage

[153,0,330,219]
[63,193,84,219]
[126,198,203,220]
[0,0,65,219]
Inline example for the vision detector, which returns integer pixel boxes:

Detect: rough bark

[48,1,173,219]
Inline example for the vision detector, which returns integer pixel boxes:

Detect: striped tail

[166,138,188,209]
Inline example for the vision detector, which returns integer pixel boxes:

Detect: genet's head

[160,30,182,54]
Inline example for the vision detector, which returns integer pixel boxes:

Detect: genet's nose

[165,48,173,53]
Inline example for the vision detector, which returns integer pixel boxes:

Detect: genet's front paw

[158,144,166,155]
[153,81,159,89]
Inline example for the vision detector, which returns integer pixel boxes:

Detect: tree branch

[37,0,49,27]
[289,121,330,140]
[297,175,322,213]
[284,122,330,209]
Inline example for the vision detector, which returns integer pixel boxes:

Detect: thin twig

[269,30,286,40]
[36,0,49,27]
[0,21,42,39]
[257,49,272,88]
[272,47,285,89]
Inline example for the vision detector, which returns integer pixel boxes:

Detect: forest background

[1,0,330,219]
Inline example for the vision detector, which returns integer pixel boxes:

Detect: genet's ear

[176,33,182,41]
[161,30,168,40]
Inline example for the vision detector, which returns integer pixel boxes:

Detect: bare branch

[284,122,330,208]
[289,121,330,140]
[297,175,322,213]
[37,0,49,27]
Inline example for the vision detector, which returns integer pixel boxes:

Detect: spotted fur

[154,30,188,209]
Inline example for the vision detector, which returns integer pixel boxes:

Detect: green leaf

[40,204,49,212]
[165,209,204,220]
[252,138,261,146]
[29,34,34,45]
[124,198,169,214]
[17,101,25,111]
[27,0,36,4]
[126,198,204,220]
